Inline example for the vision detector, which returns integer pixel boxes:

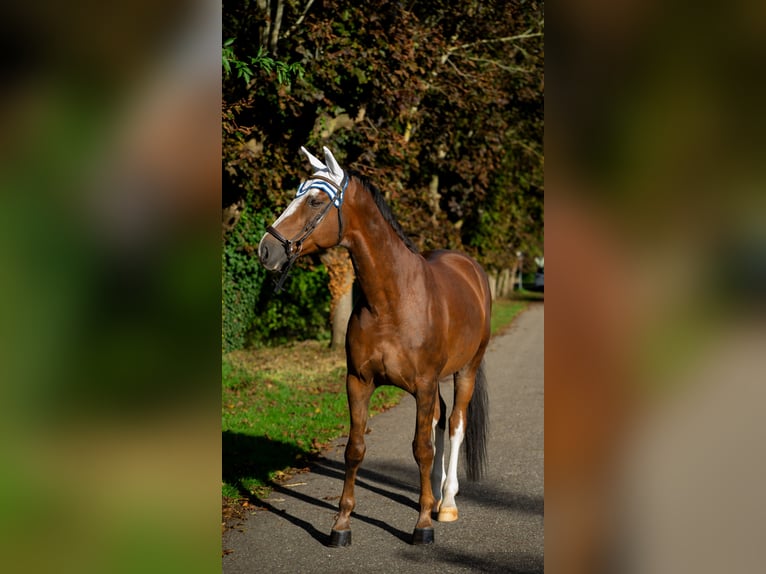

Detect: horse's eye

[308,196,325,208]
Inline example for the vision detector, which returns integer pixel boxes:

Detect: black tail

[464,360,489,481]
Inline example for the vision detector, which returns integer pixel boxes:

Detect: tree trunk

[488,267,517,299]
[499,267,512,298]
[269,0,284,55]
[321,248,355,350]
[510,261,520,293]
[256,0,271,50]
[487,272,497,300]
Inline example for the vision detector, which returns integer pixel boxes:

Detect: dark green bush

[222,201,331,352]
[251,262,330,346]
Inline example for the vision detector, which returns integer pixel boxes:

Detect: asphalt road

[223,303,544,574]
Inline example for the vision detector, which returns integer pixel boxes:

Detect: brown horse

[258,146,491,546]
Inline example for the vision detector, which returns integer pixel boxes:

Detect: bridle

[265,172,349,292]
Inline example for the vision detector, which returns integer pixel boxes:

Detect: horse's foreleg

[412,383,438,544]
[329,374,373,547]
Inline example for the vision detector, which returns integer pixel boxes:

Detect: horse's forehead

[272,188,320,226]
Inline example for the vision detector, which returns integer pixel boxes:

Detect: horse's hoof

[412,527,435,545]
[328,529,351,547]
[437,507,458,522]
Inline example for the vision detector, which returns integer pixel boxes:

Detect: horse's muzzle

[258,234,286,271]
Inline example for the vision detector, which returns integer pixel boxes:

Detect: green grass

[491,298,528,335]
[222,343,403,499]
[222,297,531,500]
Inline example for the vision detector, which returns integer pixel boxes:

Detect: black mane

[347,169,419,254]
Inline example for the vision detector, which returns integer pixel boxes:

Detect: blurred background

[546,0,766,572]
[0,1,220,573]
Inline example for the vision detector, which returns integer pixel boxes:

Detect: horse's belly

[439,341,481,378]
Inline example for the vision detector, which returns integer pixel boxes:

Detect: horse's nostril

[259,244,269,263]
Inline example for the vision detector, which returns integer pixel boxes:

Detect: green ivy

[251,264,331,346]
[221,204,266,352]
[221,198,331,352]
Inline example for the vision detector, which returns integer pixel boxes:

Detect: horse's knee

[345,438,366,466]
[412,438,434,464]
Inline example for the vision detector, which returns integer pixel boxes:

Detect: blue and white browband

[295,175,348,208]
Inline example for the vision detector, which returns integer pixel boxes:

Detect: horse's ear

[323,146,344,178]
[300,146,327,172]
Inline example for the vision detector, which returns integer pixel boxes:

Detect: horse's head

[258,146,348,274]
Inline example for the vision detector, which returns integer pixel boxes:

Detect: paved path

[223,303,544,573]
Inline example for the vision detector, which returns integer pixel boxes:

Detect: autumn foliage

[222,0,543,349]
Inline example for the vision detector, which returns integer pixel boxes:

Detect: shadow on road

[312,457,420,512]
[247,454,544,549]
[397,546,544,574]
[242,488,331,546]
[223,432,414,545]
[318,456,544,517]
[247,477,412,546]
[223,426,543,551]
[222,430,308,495]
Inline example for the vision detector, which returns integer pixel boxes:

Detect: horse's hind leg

[329,373,374,547]
[438,366,477,522]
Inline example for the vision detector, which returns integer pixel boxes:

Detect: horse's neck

[344,193,422,315]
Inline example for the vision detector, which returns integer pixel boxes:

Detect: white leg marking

[431,418,446,508]
[438,418,464,522]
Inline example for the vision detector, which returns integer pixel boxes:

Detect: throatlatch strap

[267,171,348,293]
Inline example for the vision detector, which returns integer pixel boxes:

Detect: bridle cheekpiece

[266,171,349,292]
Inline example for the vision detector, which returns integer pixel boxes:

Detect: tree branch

[447,27,543,54]
[444,57,474,80]
[452,53,535,75]
[283,0,316,39]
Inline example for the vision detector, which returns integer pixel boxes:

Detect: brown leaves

[223,0,543,264]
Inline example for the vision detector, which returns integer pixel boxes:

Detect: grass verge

[491,299,528,335]
[222,296,532,510]
[222,343,403,501]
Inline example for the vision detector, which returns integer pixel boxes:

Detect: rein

[266,172,348,292]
